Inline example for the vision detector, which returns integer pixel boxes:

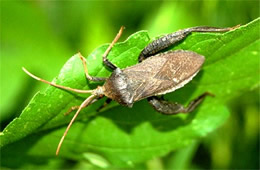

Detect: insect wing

[123,50,205,101]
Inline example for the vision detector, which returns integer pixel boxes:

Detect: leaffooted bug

[23,25,239,155]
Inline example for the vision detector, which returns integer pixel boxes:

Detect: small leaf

[83,152,110,168]
[1,18,259,167]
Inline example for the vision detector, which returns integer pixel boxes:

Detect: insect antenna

[22,67,102,155]
[22,67,94,94]
[23,26,125,155]
[55,94,98,155]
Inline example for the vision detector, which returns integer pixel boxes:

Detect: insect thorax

[103,68,134,107]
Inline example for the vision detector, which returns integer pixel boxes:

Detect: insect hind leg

[148,92,214,115]
[138,25,239,62]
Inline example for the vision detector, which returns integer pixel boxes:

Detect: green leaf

[1,18,259,167]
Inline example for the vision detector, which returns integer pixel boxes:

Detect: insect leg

[64,106,80,116]
[138,25,239,62]
[102,26,125,70]
[79,54,107,81]
[147,92,214,115]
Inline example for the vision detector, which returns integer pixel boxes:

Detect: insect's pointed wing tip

[199,54,205,63]
[182,50,205,64]
[189,51,206,67]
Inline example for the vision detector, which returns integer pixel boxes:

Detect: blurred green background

[1,0,259,169]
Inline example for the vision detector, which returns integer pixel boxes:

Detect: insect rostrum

[23,25,239,155]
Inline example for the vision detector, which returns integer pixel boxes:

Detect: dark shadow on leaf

[1,131,53,168]
[1,128,80,169]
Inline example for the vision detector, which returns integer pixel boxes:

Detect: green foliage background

[1,0,259,169]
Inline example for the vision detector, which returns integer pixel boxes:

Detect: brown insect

[23,25,238,155]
